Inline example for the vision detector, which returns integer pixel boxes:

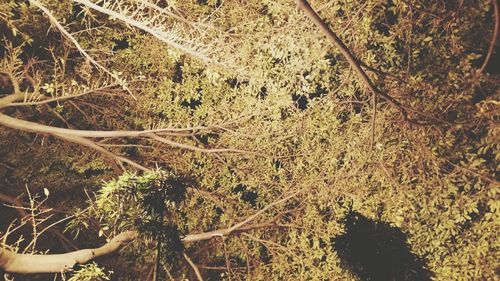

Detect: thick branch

[0,231,136,273]
[0,113,203,138]
[0,93,25,109]
[0,113,252,171]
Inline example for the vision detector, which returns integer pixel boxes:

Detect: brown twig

[183,252,204,281]
[29,0,129,95]
[446,160,499,185]
[368,93,377,156]
[147,133,258,155]
[8,84,122,107]
[182,189,302,243]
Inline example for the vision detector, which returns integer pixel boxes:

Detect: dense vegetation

[0,0,498,280]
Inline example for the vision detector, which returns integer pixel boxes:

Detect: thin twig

[8,84,121,107]
[368,93,377,156]
[29,0,125,91]
[0,193,78,250]
[183,252,204,281]
[446,160,499,185]
[54,133,149,172]
[147,133,254,155]
[221,236,232,281]
[183,189,302,243]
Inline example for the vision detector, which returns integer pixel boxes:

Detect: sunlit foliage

[0,0,498,280]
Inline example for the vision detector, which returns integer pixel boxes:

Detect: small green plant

[67,262,112,281]
[68,170,188,276]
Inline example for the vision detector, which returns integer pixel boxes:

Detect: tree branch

[183,252,204,281]
[7,84,121,107]
[480,0,499,74]
[0,231,136,273]
[54,133,149,172]
[29,0,121,84]
[295,0,408,119]
[73,0,219,65]
[147,133,254,155]
[0,192,78,251]
[182,190,302,243]
[0,113,204,138]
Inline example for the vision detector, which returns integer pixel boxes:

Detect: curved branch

[54,133,149,172]
[0,231,136,273]
[480,0,499,73]
[0,93,25,109]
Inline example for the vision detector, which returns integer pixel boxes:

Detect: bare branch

[0,193,78,251]
[0,231,137,273]
[0,113,211,138]
[73,0,221,65]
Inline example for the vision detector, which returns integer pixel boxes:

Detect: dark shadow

[333,211,432,281]
[111,38,130,52]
